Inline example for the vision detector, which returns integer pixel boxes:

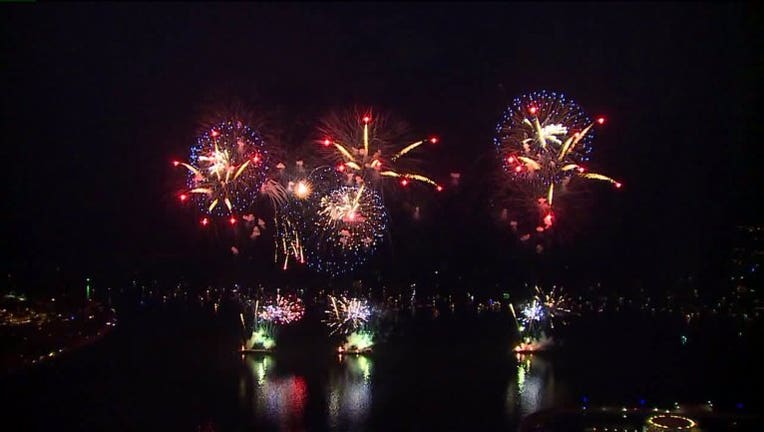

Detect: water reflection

[241,354,307,431]
[506,353,558,418]
[328,355,373,431]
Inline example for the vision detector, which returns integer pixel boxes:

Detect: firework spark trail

[239,297,277,350]
[275,201,307,270]
[318,109,441,190]
[509,302,525,335]
[331,295,340,322]
[254,299,259,325]
[271,163,332,270]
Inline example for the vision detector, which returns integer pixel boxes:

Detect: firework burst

[325,295,372,335]
[533,285,572,329]
[175,120,271,222]
[318,109,442,191]
[258,294,305,325]
[509,285,575,352]
[494,91,621,241]
[302,179,389,276]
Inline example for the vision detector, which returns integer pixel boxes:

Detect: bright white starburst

[537,123,568,145]
[325,295,372,335]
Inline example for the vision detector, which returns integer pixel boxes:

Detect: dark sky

[2,3,760,290]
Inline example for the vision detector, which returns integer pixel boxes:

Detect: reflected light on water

[506,353,557,418]
[328,354,373,430]
[242,354,307,431]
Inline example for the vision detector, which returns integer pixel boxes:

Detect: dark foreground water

[2,299,761,431]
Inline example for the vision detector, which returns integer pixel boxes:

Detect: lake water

[2,298,761,431]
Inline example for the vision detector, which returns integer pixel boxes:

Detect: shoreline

[1,307,117,376]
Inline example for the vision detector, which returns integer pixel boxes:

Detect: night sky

[3,3,760,292]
